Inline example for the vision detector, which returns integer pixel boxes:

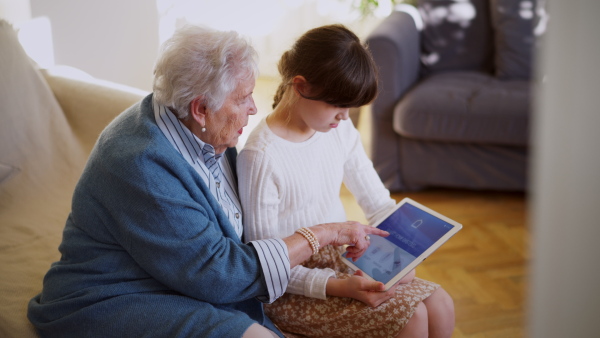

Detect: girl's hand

[326,270,400,308]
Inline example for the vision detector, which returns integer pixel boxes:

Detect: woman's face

[296,97,350,133]
[203,77,257,153]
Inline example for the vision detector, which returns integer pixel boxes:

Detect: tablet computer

[340,197,462,290]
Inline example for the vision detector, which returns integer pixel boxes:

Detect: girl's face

[296,97,350,133]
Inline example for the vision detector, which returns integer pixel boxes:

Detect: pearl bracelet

[295,227,320,255]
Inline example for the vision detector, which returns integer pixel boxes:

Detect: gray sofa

[366,0,545,191]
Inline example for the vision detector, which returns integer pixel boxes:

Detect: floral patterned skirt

[267,245,439,338]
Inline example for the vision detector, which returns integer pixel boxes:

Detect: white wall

[528,1,600,337]
[30,0,159,91]
[157,0,387,78]
[17,0,386,89]
[0,0,31,24]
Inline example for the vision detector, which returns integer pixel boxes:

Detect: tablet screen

[344,202,456,285]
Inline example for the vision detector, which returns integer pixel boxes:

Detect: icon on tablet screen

[411,219,423,228]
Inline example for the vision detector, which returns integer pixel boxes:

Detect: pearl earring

[201,125,206,132]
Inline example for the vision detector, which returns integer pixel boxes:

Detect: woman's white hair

[153,25,259,119]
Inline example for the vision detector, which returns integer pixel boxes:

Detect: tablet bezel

[340,197,462,291]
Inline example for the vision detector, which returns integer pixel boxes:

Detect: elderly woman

[27,25,387,338]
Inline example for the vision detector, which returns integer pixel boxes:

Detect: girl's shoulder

[241,118,276,152]
[330,119,360,147]
[238,118,284,168]
[338,118,359,136]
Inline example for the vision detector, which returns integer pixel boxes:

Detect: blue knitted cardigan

[28,94,280,337]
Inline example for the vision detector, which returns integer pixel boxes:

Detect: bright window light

[16,16,55,68]
[155,0,401,76]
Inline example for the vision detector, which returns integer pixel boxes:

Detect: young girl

[238,25,455,337]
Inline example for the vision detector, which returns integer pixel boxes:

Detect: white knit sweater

[238,118,396,299]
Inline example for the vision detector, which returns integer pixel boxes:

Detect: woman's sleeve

[238,147,335,300]
[341,120,397,225]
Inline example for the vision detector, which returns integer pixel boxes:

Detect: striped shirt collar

[152,98,243,238]
[152,97,290,303]
[153,101,216,171]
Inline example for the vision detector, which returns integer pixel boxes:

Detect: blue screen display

[343,202,455,284]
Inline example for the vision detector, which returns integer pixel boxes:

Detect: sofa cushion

[393,71,530,146]
[41,66,149,152]
[489,0,537,80]
[0,19,85,196]
[0,19,89,336]
[0,163,18,187]
[418,0,494,76]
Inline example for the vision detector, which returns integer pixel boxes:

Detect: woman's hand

[326,270,399,308]
[284,221,388,268]
[312,221,389,261]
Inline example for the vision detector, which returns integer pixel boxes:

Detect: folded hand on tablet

[326,270,399,308]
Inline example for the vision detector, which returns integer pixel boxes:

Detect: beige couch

[0,19,146,336]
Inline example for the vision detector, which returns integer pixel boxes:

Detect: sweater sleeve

[288,265,335,300]
[238,146,335,300]
[340,120,396,225]
[237,147,281,243]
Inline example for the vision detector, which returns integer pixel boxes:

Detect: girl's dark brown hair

[272,24,378,109]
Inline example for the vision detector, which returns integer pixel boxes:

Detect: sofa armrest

[366,9,421,120]
[365,9,421,191]
[41,66,148,151]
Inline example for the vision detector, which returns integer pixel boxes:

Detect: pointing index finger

[365,227,389,237]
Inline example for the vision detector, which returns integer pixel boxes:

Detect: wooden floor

[341,187,529,338]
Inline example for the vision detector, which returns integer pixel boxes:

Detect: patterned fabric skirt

[267,245,439,338]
